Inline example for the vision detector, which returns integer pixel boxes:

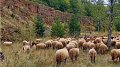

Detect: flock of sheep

[1,34,120,66]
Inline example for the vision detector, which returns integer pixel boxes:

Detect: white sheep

[55,47,69,64]
[89,48,97,63]
[69,48,79,62]
[23,45,31,53]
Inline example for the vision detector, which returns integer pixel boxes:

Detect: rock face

[0,0,94,41]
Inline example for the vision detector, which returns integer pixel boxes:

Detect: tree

[68,15,81,37]
[107,0,114,48]
[51,18,65,37]
[35,16,45,37]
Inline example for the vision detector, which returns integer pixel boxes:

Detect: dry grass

[0,42,120,67]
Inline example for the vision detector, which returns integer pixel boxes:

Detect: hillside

[0,0,94,41]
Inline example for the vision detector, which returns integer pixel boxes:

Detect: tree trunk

[107,0,114,49]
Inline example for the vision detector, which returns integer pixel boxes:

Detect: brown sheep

[55,47,69,65]
[66,43,76,51]
[55,42,63,49]
[82,42,89,50]
[89,48,97,63]
[89,42,96,49]
[116,42,120,49]
[69,48,79,62]
[111,49,119,62]
[52,41,58,49]
[59,38,67,47]
[45,40,53,48]
[36,43,46,49]
[78,38,86,49]
[99,43,108,54]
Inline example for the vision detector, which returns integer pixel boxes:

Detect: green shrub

[115,20,120,31]
[51,18,65,37]
[35,16,45,37]
[68,15,81,37]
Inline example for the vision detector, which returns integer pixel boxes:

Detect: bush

[114,20,120,31]
[68,15,81,37]
[35,16,45,37]
[51,18,65,37]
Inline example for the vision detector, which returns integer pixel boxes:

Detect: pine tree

[68,15,81,37]
[35,16,45,37]
[51,18,65,37]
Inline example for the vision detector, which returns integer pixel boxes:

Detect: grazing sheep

[99,43,108,54]
[35,39,42,43]
[23,45,31,53]
[59,38,66,47]
[69,48,79,62]
[3,41,12,46]
[78,39,85,49]
[89,42,96,49]
[45,40,53,48]
[94,38,102,44]
[66,43,76,51]
[110,49,119,62]
[52,41,58,49]
[89,48,97,63]
[82,42,89,50]
[116,42,120,49]
[111,40,116,47]
[23,40,29,46]
[70,41,78,47]
[55,47,69,65]
[36,43,46,49]
[55,42,63,49]
[66,38,72,44]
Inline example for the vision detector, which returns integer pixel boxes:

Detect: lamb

[3,41,12,46]
[23,45,31,53]
[36,43,46,49]
[110,49,119,62]
[88,48,97,63]
[69,48,79,62]
[55,47,69,65]
[116,42,120,49]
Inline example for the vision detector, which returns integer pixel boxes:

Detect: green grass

[1,41,120,67]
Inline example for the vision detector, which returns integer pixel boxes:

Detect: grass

[0,40,120,67]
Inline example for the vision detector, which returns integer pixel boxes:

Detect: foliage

[68,15,80,37]
[51,18,65,37]
[35,16,45,37]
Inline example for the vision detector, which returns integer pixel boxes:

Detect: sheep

[55,47,69,65]
[23,40,29,46]
[59,38,67,47]
[66,38,72,44]
[35,39,42,43]
[116,42,120,49]
[36,43,46,49]
[55,42,63,49]
[111,39,116,47]
[94,38,102,44]
[45,40,53,48]
[78,38,85,49]
[89,42,96,49]
[70,41,78,47]
[88,48,97,63]
[99,43,108,54]
[52,41,58,49]
[110,49,119,62]
[118,49,120,62]
[66,43,76,51]
[69,48,79,62]
[23,45,31,53]
[82,42,89,50]
[3,41,12,46]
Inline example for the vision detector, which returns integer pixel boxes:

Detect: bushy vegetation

[68,15,80,37]
[51,18,65,37]
[35,16,45,37]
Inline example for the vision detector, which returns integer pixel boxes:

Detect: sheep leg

[90,56,92,63]
[94,56,95,63]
